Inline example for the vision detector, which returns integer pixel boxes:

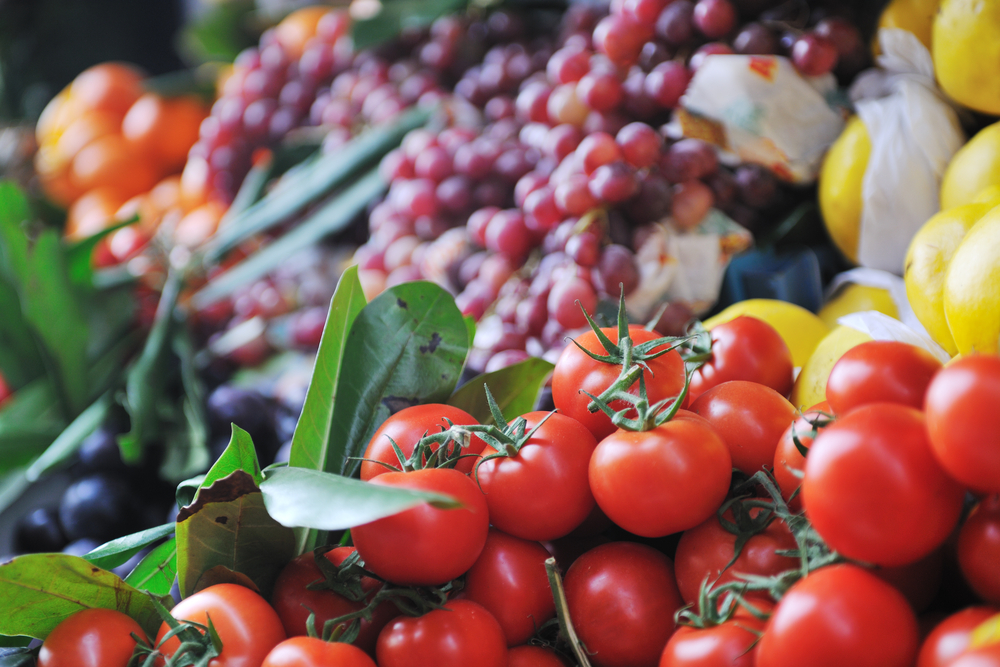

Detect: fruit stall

[0,0,998,665]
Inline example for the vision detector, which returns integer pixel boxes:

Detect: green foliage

[448,358,555,425]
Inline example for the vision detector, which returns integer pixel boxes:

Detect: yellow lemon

[904,203,991,355]
[933,0,1000,116]
[941,122,1000,210]
[974,183,1000,205]
[819,116,870,265]
[877,0,939,53]
[703,299,830,368]
[790,325,872,410]
[943,208,1000,354]
[819,283,899,329]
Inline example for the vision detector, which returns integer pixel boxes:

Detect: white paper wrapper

[838,310,950,363]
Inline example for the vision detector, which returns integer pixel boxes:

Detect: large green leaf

[25,392,111,482]
[448,358,555,425]
[159,329,210,482]
[125,538,178,597]
[83,522,175,571]
[352,0,468,51]
[327,281,469,477]
[0,379,64,476]
[200,424,264,491]
[64,215,138,289]
[0,279,43,390]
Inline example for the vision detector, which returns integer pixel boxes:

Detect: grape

[479,253,517,292]
[547,277,598,330]
[623,0,669,25]
[582,111,629,136]
[792,33,838,77]
[383,235,421,272]
[578,132,623,174]
[661,138,718,182]
[622,67,658,119]
[593,14,650,66]
[693,0,737,40]
[453,139,499,180]
[734,163,778,208]
[515,293,549,335]
[485,96,516,121]
[400,72,438,103]
[655,1,695,46]
[589,161,639,203]
[644,61,692,108]
[548,46,593,84]
[485,349,531,373]
[402,129,438,161]
[268,107,299,140]
[485,209,532,259]
[627,172,673,223]
[432,15,464,43]
[458,252,488,287]
[594,244,641,297]
[474,178,511,209]
[299,46,334,85]
[397,178,439,220]
[577,70,625,113]
[544,124,584,160]
[379,149,413,182]
[524,186,562,232]
[467,207,499,247]
[815,17,867,77]
[705,168,737,208]
[733,23,778,55]
[414,215,451,241]
[437,175,473,213]
[319,99,352,127]
[672,179,714,230]
[547,83,590,127]
[243,98,277,143]
[494,148,535,182]
[566,232,602,267]
[639,41,673,71]
[438,127,478,155]
[616,122,663,169]
[514,171,549,207]
[456,280,493,320]
[516,81,553,123]
[414,146,454,182]
[543,221,576,254]
[689,42,735,70]
[354,244,385,272]
[555,174,599,215]
[651,301,695,336]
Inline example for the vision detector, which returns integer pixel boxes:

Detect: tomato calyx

[358,426,473,474]
[788,410,835,459]
[464,386,557,470]
[305,546,370,601]
[132,594,223,667]
[584,367,690,431]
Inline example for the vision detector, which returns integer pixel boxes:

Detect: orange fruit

[174,201,225,247]
[275,6,330,59]
[148,175,183,214]
[122,93,207,173]
[54,110,119,163]
[65,187,129,240]
[70,134,159,198]
[70,62,145,118]
[35,90,78,147]
[180,156,211,210]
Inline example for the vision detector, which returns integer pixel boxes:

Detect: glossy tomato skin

[38,608,144,667]
[552,326,686,441]
[802,403,964,567]
[690,380,797,476]
[925,355,1000,494]
[947,646,1000,667]
[755,564,919,667]
[157,583,287,667]
[659,616,766,667]
[825,340,942,415]
[261,637,376,667]
[589,416,731,537]
[476,412,597,541]
[376,599,508,667]
[564,542,683,667]
[772,401,832,511]
[689,316,793,402]
[352,467,489,585]
[463,529,556,646]
[508,645,568,667]
[958,495,1000,604]
[917,606,998,667]
[360,404,484,480]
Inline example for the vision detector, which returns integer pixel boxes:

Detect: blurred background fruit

[941,122,1000,211]
[933,0,1000,116]
[877,0,939,52]
[703,299,830,367]
[791,324,873,409]
[819,283,899,328]
[944,208,1000,355]
[819,116,870,265]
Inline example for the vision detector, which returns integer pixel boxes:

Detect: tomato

[773,401,832,510]
[673,507,797,607]
[825,340,942,415]
[38,608,144,667]
[802,403,964,567]
[755,564,919,667]
[588,414,731,537]
[376,599,508,667]
[659,615,766,667]
[156,583,287,667]
[360,404,485,481]
[476,411,597,541]
[543,533,612,572]
[261,637,376,667]
[508,645,568,666]
[463,529,556,646]
[0,372,11,406]
[552,325,686,441]
[947,646,1000,667]
[690,380,797,476]
[352,467,489,585]
[564,542,683,667]
[925,355,1000,494]
[872,548,944,613]
[917,607,998,667]
[270,547,398,654]
[958,495,1000,604]
[689,316,794,402]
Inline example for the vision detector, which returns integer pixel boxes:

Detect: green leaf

[260,466,461,531]
[464,315,476,348]
[180,0,256,62]
[0,278,44,389]
[0,553,165,639]
[327,281,470,477]
[175,475,206,509]
[352,0,468,51]
[0,379,64,474]
[448,358,555,425]
[200,424,263,492]
[64,215,138,288]
[125,538,178,597]
[25,392,111,482]
[0,467,31,516]
[159,329,211,482]
[83,522,175,571]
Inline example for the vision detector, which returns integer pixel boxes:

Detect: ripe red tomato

[755,564,919,667]
[659,615,766,667]
[360,404,485,481]
[261,637,376,667]
[476,411,597,541]
[588,414,731,537]
[0,372,11,406]
[947,645,1000,667]
[689,316,794,402]
[802,403,964,566]
[825,340,941,415]
[270,547,398,654]
[925,355,1000,494]
[552,325,686,441]
[564,542,683,667]
[508,645,568,667]
[156,583,287,667]
[376,599,508,667]
[958,495,1000,605]
[38,608,145,667]
[352,467,489,585]
[917,606,998,667]
[773,400,832,510]
[690,380,797,476]
[463,529,556,646]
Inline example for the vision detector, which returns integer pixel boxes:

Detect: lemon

[941,122,1000,210]
[934,0,1000,116]
[974,184,1000,205]
[790,325,873,410]
[904,203,991,355]
[943,207,1000,354]
[703,299,830,368]
[819,116,870,265]
[877,0,939,53]
[818,283,899,329]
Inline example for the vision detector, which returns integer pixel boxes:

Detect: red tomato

[690,380,797,476]
[552,325,686,441]
[463,529,556,646]
[947,646,1000,667]
[755,564,919,667]
[825,340,942,415]
[917,606,998,667]
[270,547,397,654]
[352,467,489,585]
[772,401,832,510]
[803,403,964,566]
[588,415,732,537]
[659,615,766,667]
[261,637,376,667]
[872,548,944,613]
[0,372,11,406]
[925,355,1000,494]
[360,404,485,481]
[476,411,597,541]
[376,599,508,667]
[156,583,287,667]
[689,316,794,402]
[508,645,568,666]
[564,542,683,667]
[38,608,145,667]
[958,495,1000,604]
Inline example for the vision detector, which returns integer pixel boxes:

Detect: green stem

[545,558,592,667]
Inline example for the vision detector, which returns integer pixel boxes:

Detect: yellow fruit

[941,122,1000,210]
[703,299,830,368]
[933,0,1000,116]
[819,116,870,264]
[877,0,939,52]
[819,283,899,329]
[943,208,1000,354]
[974,183,1000,204]
[790,325,873,410]
[904,203,991,355]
